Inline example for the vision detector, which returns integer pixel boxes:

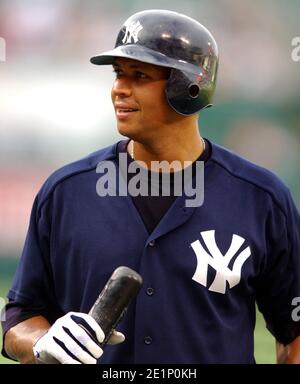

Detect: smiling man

[1,9,300,364]
[111,58,204,170]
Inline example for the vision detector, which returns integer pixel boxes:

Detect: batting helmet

[90,9,219,116]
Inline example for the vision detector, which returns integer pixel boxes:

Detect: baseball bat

[45,266,142,363]
[88,266,143,346]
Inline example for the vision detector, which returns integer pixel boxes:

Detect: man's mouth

[117,108,138,112]
[116,108,139,120]
[117,108,138,113]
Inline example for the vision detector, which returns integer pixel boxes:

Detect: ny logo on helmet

[191,230,251,294]
[122,21,143,44]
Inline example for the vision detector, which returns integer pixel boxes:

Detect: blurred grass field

[0,269,276,364]
[0,274,18,364]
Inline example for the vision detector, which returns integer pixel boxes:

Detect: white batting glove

[32,312,125,364]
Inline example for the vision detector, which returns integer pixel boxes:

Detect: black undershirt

[117,139,211,234]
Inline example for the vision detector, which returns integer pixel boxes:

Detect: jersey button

[146,287,154,296]
[144,336,152,345]
[148,240,155,247]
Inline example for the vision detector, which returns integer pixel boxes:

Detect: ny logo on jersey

[122,21,143,44]
[191,230,251,294]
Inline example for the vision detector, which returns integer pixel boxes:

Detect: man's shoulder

[37,142,119,204]
[209,141,291,209]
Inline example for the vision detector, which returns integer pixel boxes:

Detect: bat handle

[88,266,143,346]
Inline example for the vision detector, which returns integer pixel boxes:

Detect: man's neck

[128,125,204,172]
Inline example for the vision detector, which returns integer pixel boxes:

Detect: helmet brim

[90,45,202,76]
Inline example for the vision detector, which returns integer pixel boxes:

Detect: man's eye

[135,71,147,79]
[113,69,123,77]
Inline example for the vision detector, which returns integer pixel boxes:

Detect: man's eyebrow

[112,62,146,70]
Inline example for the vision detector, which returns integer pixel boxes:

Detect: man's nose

[112,77,132,97]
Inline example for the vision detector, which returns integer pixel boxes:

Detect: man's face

[111,58,178,141]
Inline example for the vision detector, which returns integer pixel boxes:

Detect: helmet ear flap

[165,69,213,116]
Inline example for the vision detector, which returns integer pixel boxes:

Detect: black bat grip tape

[88,266,143,346]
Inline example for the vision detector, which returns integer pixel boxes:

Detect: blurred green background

[0,0,299,364]
[0,261,18,364]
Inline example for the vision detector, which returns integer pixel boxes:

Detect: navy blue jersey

[4,140,300,363]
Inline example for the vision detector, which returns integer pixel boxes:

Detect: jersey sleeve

[6,191,62,317]
[256,189,300,345]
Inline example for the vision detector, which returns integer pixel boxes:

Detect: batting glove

[32,311,125,364]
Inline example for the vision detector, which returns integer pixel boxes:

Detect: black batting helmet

[90,9,218,116]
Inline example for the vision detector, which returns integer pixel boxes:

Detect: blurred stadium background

[0,0,299,364]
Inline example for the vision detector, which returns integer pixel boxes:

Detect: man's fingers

[107,330,125,345]
[64,316,103,359]
[33,312,124,364]
[70,312,105,344]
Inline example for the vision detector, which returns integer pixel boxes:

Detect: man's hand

[32,312,125,364]
[276,337,300,364]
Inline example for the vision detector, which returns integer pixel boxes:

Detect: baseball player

[2,9,300,364]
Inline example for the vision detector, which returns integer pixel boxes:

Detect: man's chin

[117,124,138,139]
